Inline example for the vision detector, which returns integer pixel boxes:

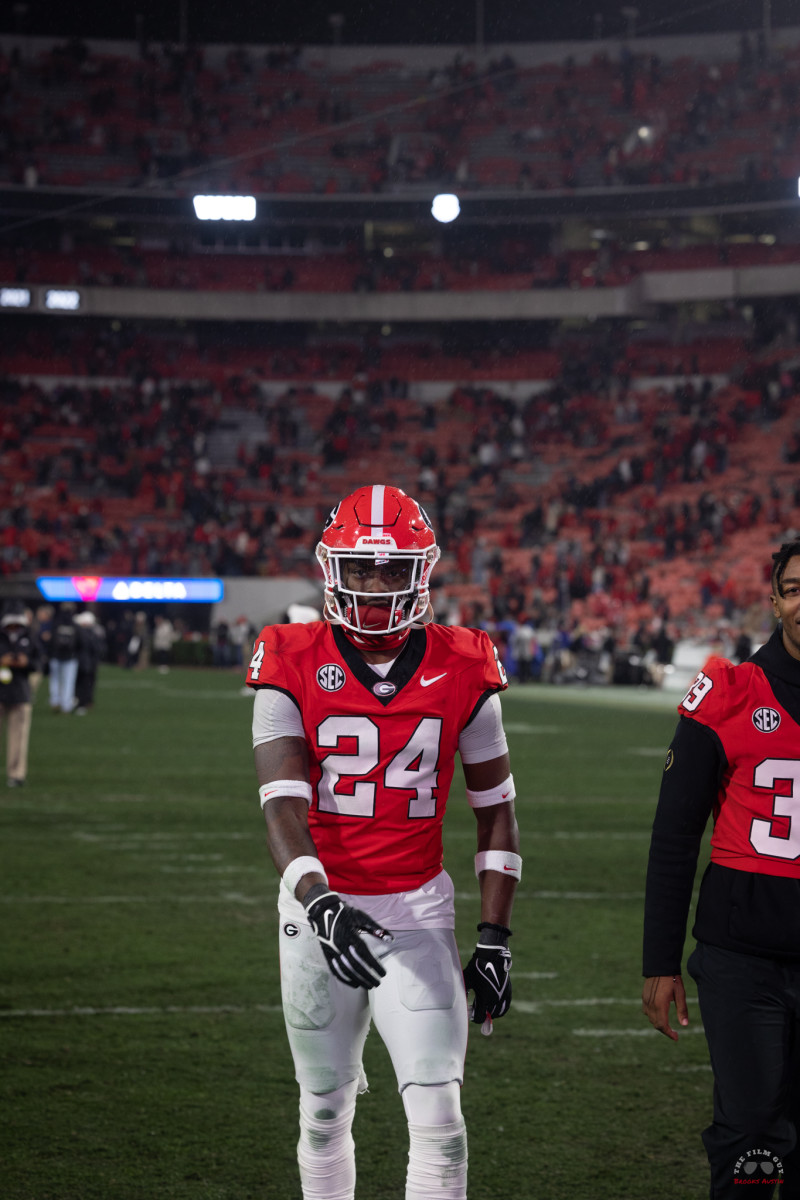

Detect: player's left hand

[463,922,512,1024]
[642,974,689,1041]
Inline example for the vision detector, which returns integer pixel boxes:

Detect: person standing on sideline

[48,602,80,714]
[152,615,177,674]
[642,539,800,1199]
[0,605,43,786]
[74,611,105,714]
[246,484,520,1200]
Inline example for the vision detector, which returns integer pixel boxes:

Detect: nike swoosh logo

[420,673,447,687]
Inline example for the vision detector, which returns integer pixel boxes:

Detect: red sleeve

[676,656,734,726]
[245,624,290,689]
[443,625,509,693]
[476,627,510,692]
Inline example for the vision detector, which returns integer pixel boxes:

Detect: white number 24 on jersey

[316,715,442,820]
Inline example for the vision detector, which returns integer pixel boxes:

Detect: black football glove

[303,883,393,989]
[463,922,513,1024]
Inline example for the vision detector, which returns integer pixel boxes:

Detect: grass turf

[0,666,713,1199]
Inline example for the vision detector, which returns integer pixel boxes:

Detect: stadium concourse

[1,24,800,671]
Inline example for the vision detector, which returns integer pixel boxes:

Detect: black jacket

[50,614,79,662]
[0,626,43,706]
[643,625,800,975]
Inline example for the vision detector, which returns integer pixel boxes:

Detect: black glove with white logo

[463,922,513,1023]
[303,883,393,989]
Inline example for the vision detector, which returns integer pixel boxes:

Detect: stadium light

[44,288,81,311]
[431,194,461,224]
[192,195,256,221]
[0,286,31,308]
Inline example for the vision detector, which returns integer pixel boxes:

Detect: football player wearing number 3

[246,485,520,1200]
[642,540,800,1199]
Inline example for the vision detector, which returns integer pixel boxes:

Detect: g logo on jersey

[373,681,396,697]
[753,707,781,732]
[317,663,346,692]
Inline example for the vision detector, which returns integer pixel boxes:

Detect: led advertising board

[36,577,224,603]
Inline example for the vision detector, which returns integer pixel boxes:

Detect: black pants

[75,669,97,708]
[688,942,800,1199]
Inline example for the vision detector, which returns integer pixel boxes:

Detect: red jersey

[679,656,800,878]
[247,622,507,894]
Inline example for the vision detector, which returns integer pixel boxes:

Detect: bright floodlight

[193,195,256,221]
[0,286,31,308]
[431,194,460,223]
[44,288,81,311]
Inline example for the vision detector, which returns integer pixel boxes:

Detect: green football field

[0,666,714,1200]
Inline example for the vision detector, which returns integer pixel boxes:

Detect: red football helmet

[316,484,440,638]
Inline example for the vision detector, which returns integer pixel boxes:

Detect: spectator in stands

[48,602,80,714]
[0,604,42,786]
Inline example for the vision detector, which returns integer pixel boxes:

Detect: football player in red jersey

[642,540,800,1199]
[246,484,520,1200]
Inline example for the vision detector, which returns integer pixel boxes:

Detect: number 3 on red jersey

[750,758,800,860]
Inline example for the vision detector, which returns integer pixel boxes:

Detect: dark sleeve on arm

[642,716,724,977]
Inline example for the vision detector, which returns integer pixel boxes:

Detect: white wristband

[282,856,328,896]
[465,774,515,809]
[259,779,313,809]
[475,850,522,881]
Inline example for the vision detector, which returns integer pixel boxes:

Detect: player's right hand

[302,885,393,989]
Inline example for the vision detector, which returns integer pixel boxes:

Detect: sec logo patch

[317,663,346,692]
[752,707,781,732]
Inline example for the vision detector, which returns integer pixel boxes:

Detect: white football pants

[279,920,469,1199]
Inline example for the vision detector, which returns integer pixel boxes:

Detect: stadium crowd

[2,316,799,669]
[2,29,800,680]
[1,30,799,194]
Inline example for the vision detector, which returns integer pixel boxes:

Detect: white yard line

[0,1003,283,1019]
[0,997,702,1037]
[572,1026,707,1037]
